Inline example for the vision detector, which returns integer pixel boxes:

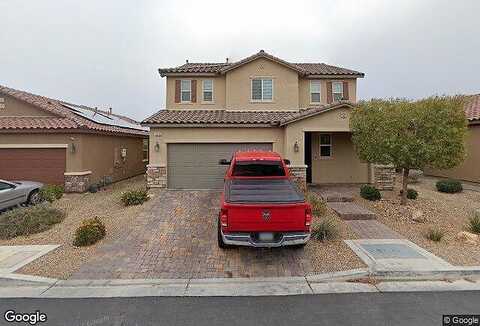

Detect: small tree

[351,96,467,205]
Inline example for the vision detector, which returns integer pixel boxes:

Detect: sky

[1,0,479,120]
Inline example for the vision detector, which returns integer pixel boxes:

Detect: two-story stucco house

[143,50,374,190]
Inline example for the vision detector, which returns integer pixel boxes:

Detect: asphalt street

[0,291,478,326]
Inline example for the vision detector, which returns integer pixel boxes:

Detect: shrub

[39,185,64,203]
[360,184,381,201]
[436,179,463,193]
[0,204,65,239]
[406,188,418,200]
[426,228,444,242]
[468,215,480,234]
[73,217,106,247]
[88,184,98,193]
[121,189,149,206]
[311,219,338,241]
[305,192,326,217]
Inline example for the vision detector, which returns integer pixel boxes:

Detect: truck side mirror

[219,159,231,165]
[283,159,291,165]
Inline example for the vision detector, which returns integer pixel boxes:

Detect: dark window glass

[320,146,331,157]
[232,160,285,177]
[0,182,13,190]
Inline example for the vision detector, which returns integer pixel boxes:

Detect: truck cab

[218,151,312,248]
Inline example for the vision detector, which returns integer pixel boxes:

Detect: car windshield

[232,160,286,177]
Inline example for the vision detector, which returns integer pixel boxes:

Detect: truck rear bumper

[221,230,310,248]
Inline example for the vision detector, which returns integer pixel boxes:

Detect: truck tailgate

[226,203,307,232]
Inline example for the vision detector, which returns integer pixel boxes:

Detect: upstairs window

[332,82,343,101]
[310,80,321,103]
[319,134,332,158]
[181,80,191,102]
[202,80,213,102]
[251,78,273,101]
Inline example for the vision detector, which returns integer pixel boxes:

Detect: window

[332,82,343,101]
[310,81,321,103]
[0,182,13,191]
[181,80,191,102]
[319,134,332,158]
[232,160,286,177]
[251,78,273,101]
[202,80,213,102]
[143,139,149,161]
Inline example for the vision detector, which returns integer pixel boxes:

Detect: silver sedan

[0,179,44,211]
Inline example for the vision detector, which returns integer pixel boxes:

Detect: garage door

[0,148,66,185]
[167,143,273,189]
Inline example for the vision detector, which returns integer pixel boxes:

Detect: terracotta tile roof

[465,94,480,121]
[158,50,364,77]
[0,84,147,136]
[142,102,354,126]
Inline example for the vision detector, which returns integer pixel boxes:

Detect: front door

[304,132,312,183]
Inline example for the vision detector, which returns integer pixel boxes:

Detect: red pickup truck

[217,151,312,248]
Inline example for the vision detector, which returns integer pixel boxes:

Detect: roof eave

[280,102,356,126]
[158,70,219,77]
[304,73,365,79]
[141,123,278,128]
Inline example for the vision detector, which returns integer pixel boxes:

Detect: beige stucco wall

[79,134,147,184]
[149,127,284,166]
[166,76,226,109]
[225,58,299,110]
[310,132,369,184]
[424,124,480,183]
[0,93,57,117]
[298,79,357,107]
[0,133,147,185]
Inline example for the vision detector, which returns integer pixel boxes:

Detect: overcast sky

[1,0,479,120]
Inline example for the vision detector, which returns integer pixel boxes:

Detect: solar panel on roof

[62,103,148,131]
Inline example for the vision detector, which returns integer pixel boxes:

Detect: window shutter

[175,80,181,103]
[191,80,197,102]
[326,81,333,104]
[342,81,349,100]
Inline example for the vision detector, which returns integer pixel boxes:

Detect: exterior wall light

[293,141,299,153]
[154,142,160,152]
[69,137,76,153]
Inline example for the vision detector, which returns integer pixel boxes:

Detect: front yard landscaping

[0,175,153,279]
[356,175,480,266]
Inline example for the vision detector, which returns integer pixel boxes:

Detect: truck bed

[224,179,305,204]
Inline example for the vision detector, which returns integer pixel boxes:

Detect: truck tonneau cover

[224,179,305,203]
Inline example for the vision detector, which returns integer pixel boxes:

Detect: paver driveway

[72,190,312,279]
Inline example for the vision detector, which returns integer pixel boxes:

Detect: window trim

[250,77,274,102]
[319,133,333,159]
[332,81,343,102]
[180,79,192,103]
[202,79,214,103]
[310,80,321,104]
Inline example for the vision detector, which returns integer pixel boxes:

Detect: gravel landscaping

[0,175,152,279]
[355,175,480,266]
[306,206,365,273]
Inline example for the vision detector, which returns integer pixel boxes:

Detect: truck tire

[217,218,231,249]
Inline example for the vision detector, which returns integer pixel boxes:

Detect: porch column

[284,126,307,192]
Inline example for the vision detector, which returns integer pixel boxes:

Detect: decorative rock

[411,209,426,223]
[288,165,307,193]
[475,209,480,219]
[455,231,479,245]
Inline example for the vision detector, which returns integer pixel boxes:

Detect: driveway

[72,190,313,279]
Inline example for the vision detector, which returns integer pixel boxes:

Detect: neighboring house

[0,85,149,192]
[425,95,480,183]
[142,50,376,190]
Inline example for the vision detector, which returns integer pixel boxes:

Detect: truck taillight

[220,209,228,227]
[305,207,312,227]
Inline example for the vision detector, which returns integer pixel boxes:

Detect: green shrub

[0,204,65,239]
[305,192,326,217]
[73,217,106,247]
[311,219,338,241]
[39,185,64,203]
[426,228,444,242]
[88,184,98,193]
[436,179,463,193]
[468,215,480,234]
[121,189,149,206]
[406,188,418,200]
[360,184,381,201]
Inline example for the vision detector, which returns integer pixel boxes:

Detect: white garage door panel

[167,143,273,189]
